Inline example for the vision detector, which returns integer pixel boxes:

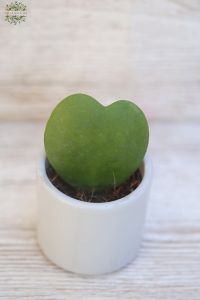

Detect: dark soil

[46,159,142,203]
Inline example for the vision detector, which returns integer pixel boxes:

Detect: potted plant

[37,93,152,275]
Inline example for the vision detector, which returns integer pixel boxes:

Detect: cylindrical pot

[37,154,152,275]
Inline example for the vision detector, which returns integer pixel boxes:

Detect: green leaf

[44,94,149,191]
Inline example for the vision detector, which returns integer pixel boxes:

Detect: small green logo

[5,1,27,25]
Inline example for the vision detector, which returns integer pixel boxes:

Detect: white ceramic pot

[37,154,152,275]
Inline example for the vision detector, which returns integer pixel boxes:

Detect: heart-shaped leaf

[44,94,149,191]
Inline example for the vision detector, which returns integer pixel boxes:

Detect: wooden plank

[0,0,200,121]
[0,121,199,299]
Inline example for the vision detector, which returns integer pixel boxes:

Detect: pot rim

[37,153,152,210]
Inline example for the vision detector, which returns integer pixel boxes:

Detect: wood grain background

[0,0,200,299]
[1,0,200,121]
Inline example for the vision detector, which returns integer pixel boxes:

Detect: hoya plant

[44,93,149,192]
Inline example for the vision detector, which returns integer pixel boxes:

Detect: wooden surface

[0,121,200,299]
[0,0,200,299]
